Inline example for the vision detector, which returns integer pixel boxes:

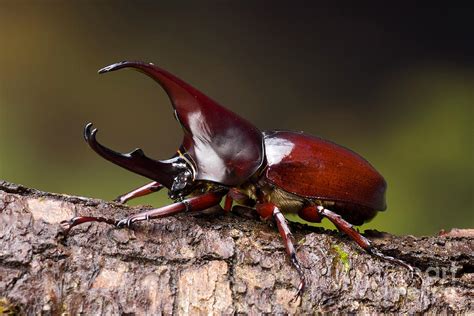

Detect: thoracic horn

[98,61,264,186]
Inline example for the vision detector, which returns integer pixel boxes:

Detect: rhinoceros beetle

[62,61,413,298]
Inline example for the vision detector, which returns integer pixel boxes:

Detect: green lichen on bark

[332,244,351,273]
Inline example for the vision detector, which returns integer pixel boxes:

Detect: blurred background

[0,2,472,235]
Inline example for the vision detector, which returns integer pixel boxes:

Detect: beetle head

[84,123,193,199]
[86,61,264,197]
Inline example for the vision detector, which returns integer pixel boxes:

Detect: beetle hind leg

[317,206,414,272]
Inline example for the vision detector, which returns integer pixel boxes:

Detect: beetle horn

[98,61,264,186]
[84,123,180,189]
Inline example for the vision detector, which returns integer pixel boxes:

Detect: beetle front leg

[114,181,163,204]
[115,191,224,227]
[60,216,117,234]
[61,191,224,233]
[257,203,305,301]
[317,206,414,272]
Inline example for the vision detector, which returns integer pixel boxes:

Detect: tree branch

[0,180,472,314]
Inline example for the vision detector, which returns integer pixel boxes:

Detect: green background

[0,2,472,235]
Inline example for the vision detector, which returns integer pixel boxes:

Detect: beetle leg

[61,191,224,233]
[257,202,305,301]
[60,216,117,234]
[298,205,323,223]
[317,206,414,272]
[223,187,255,212]
[113,181,164,204]
[223,194,233,212]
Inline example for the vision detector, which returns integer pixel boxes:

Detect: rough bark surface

[0,180,472,314]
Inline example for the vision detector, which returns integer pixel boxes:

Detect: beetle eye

[170,169,194,200]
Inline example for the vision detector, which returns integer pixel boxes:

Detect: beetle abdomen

[263,131,387,215]
[253,179,379,225]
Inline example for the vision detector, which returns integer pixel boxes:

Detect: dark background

[0,2,472,235]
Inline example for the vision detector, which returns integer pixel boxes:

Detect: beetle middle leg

[257,202,305,301]
[113,181,164,204]
[61,191,225,233]
[316,206,414,272]
[223,194,233,212]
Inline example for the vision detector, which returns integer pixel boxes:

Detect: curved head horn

[99,61,264,186]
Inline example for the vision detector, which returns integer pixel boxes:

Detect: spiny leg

[115,191,225,227]
[114,181,163,204]
[61,191,225,233]
[257,202,305,300]
[317,206,414,272]
[61,216,117,233]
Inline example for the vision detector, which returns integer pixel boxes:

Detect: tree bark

[0,180,472,314]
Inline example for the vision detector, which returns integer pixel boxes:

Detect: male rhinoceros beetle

[62,61,413,298]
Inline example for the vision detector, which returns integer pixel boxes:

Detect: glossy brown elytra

[62,61,413,299]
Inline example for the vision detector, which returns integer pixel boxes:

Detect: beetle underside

[235,180,379,226]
